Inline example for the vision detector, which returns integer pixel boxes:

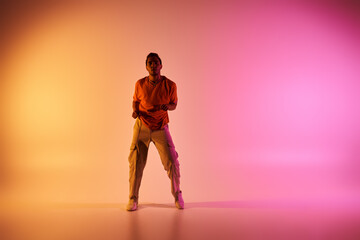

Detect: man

[126,53,184,211]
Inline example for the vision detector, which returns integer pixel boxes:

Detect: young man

[126,53,184,211]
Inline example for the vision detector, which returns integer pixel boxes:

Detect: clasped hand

[148,104,168,112]
[132,104,168,118]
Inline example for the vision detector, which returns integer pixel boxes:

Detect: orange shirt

[133,76,178,130]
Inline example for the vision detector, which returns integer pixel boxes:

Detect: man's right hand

[132,111,139,119]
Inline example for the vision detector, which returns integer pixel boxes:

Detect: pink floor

[2,198,360,240]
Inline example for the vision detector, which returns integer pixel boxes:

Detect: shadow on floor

[46,200,313,210]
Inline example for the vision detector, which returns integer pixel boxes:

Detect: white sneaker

[175,191,184,209]
[126,199,138,211]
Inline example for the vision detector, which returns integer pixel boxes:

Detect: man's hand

[147,104,176,112]
[147,105,167,112]
[132,111,139,119]
[160,104,169,111]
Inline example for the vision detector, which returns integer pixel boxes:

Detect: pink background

[1,0,359,205]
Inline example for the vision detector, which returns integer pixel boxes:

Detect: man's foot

[175,191,184,209]
[126,199,138,211]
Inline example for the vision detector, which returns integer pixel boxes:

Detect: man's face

[146,56,162,76]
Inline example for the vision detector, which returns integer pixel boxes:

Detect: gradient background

[1,0,359,206]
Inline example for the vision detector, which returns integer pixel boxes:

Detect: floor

[1,199,360,240]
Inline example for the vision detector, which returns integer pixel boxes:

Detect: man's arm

[132,101,140,119]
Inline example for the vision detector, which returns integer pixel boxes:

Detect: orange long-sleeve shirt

[133,76,177,130]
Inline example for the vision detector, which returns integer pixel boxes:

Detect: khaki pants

[128,118,181,201]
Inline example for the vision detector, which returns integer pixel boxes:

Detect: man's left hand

[160,104,169,111]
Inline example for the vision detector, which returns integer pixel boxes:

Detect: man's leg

[151,125,183,208]
[127,118,150,210]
